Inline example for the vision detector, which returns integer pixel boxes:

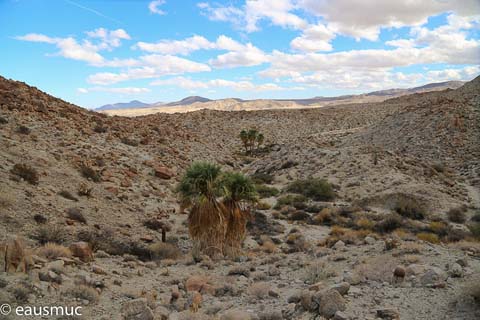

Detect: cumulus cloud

[299,0,480,41]
[148,0,166,15]
[135,35,215,55]
[16,28,131,65]
[290,23,335,52]
[77,86,151,94]
[87,55,211,85]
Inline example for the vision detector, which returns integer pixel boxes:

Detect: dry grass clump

[148,242,181,260]
[36,243,72,260]
[428,221,449,236]
[65,285,99,303]
[11,163,39,185]
[304,262,335,284]
[248,282,270,299]
[79,164,101,182]
[11,284,33,303]
[447,206,467,223]
[311,207,333,225]
[416,232,440,244]
[285,178,335,201]
[32,225,66,244]
[257,201,271,210]
[325,226,370,246]
[356,217,375,230]
[66,207,87,224]
[78,182,93,197]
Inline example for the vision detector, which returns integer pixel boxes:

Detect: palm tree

[219,172,257,258]
[247,129,258,153]
[256,133,264,150]
[239,130,249,154]
[177,162,228,259]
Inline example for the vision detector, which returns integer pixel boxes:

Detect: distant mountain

[165,96,211,106]
[96,100,152,111]
[97,80,466,114]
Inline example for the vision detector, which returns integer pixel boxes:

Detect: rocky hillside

[0,75,479,319]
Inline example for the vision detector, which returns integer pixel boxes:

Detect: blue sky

[0,0,479,109]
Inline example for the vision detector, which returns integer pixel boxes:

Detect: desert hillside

[0,75,479,319]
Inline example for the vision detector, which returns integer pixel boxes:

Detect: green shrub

[250,173,274,184]
[417,232,440,244]
[274,194,308,209]
[394,197,426,220]
[468,223,480,240]
[11,163,39,185]
[375,214,403,233]
[285,178,335,201]
[447,207,467,223]
[255,184,279,198]
[32,225,66,244]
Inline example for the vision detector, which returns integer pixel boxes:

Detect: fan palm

[247,129,258,153]
[256,133,264,150]
[220,172,257,258]
[177,162,227,258]
[239,129,249,154]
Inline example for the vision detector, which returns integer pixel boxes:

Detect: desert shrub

[148,242,181,260]
[0,116,8,124]
[36,243,72,260]
[444,228,468,242]
[93,124,107,133]
[32,225,66,244]
[432,162,446,173]
[356,217,375,230]
[257,201,272,210]
[393,197,426,220]
[375,214,403,233]
[417,232,440,244]
[78,182,93,197]
[120,137,139,146]
[429,221,449,236]
[285,178,335,201]
[66,207,87,224]
[65,285,99,303]
[255,184,279,198]
[468,223,480,240]
[16,125,31,135]
[58,190,78,201]
[77,228,114,252]
[248,282,270,299]
[11,284,32,303]
[274,194,308,209]
[447,207,467,223]
[33,213,47,224]
[0,188,14,208]
[311,208,333,225]
[354,255,399,282]
[11,163,39,185]
[250,173,274,184]
[79,165,101,182]
[471,212,480,222]
[464,275,480,304]
[304,262,334,284]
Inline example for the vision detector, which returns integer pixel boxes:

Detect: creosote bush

[33,225,66,244]
[447,207,467,223]
[375,214,403,233]
[393,197,426,220]
[285,178,335,201]
[11,163,39,185]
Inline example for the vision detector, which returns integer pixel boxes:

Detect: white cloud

[87,55,211,85]
[77,87,151,94]
[198,0,306,32]
[209,42,269,68]
[135,35,214,55]
[150,76,289,91]
[16,28,131,65]
[299,0,480,41]
[290,23,335,52]
[148,0,166,15]
[425,66,480,82]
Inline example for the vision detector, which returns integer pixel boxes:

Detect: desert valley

[0,74,479,320]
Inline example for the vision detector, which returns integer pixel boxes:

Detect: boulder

[69,242,93,262]
[317,289,346,318]
[154,166,174,179]
[121,298,154,320]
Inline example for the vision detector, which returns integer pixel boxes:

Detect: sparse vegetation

[468,223,480,240]
[32,225,66,244]
[285,178,335,201]
[250,173,274,184]
[375,214,403,233]
[148,242,181,260]
[417,232,440,244]
[304,262,334,284]
[36,243,72,260]
[447,206,467,223]
[11,163,39,185]
[16,125,31,135]
[79,164,101,182]
[274,194,308,209]
[393,197,426,220]
[0,115,8,124]
[65,285,99,303]
[120,136,139,146]
[255,184,279,198]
